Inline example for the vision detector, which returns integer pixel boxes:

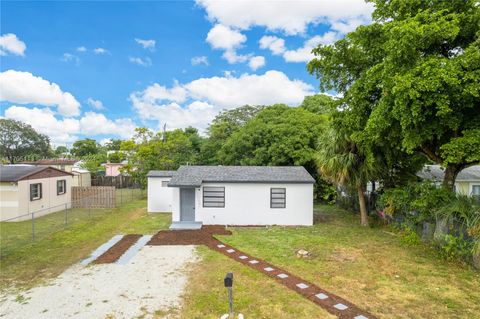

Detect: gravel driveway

[0,245,197,319]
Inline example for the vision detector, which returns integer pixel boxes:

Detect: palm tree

[316,127,378,226]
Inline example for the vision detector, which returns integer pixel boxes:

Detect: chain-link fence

[0,187,146,258]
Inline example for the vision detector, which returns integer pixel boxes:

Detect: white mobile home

[147,166,314,229]
[0,165,73,221]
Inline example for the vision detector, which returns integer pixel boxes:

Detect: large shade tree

[0,119,51,163]
[308,0,480,189]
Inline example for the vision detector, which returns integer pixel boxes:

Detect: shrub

[439,234,474,262]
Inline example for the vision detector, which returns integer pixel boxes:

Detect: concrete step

[169,221,203,230]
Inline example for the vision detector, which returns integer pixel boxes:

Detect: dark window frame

[270,188,286,209]
[57,179,66,195]
[203,186,225,208]
[161,180,169,187]
[30,183,42,201]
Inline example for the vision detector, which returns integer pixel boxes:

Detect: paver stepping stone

[264,267,274,272]
[146,226,377,319]
[315,293,329,300]
[334,303,348,311]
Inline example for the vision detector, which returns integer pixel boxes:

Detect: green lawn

[182,205,480,319]
[1,188,146,258]
[0,199,170,290]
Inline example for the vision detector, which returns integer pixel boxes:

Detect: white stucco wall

[1,176,73,222]
[147,177,173,213]
[171,183,313,226]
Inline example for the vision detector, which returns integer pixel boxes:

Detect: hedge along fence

[71,186,116,208]
[378,183,480,270]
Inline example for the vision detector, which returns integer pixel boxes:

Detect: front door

[180,188,195,221]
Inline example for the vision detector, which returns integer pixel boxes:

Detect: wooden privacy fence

[72,186,116,208]
[92,175,136,188]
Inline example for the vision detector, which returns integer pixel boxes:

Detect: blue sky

[0,0,373,146]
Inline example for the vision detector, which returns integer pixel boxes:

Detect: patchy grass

[182,205,480,319]
[0,199,170,290]
[181,246,335,319]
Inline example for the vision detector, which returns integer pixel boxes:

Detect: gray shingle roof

[417,165,480,182]
[147,170,176,178]
[0,165,47,182]
[167,165,315,187]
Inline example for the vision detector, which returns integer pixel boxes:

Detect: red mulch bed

[146,225,377,319]
[147,225,231,246]
[93,234,142,264]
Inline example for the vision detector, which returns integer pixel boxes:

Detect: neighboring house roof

[0,165,73,182]
[167,165,315,187]
[21,159,78,165]
[147,170,176,178]
[72,168,90,174]
[417,165,480,182]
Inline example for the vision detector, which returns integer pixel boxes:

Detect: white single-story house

[72,167,92,187]
[0,165,73,221]
[147,170,176,213]
[417,165,480,196]
[147,166,314,229]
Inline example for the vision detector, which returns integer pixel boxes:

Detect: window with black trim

[203,186,225,207]
[30,183,42,201]
[270,188,286,208]
[161,181,169,187]
[57,179,66,195]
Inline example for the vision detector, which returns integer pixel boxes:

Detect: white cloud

[191,56,209,66]
[86,98,105,110]
[135,38,156,51]
[184,70,314,107]
[196,0,373,35]
[248,56,265,71]
[135,82,187,103]
[0,33,26,56]
[3,106,136,144]
[130,70,315,131]
[0,70,81,116]
[79,112,136,138]
[206,24,246,50]
[61,53,80,64]
[94,47,109,55]
[260,32,339,63]
[259,36,286,55]
[206,24,251,64]
[283,32,339,62]
[129,56,152,67]
[76,46,87,52]
[4,106,80,143]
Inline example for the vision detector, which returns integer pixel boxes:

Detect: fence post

[65,203,68,225]
[31,212,35,241]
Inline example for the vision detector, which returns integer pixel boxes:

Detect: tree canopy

[71,138,100,157]
[0,119,51,164]
[308,0,480,189]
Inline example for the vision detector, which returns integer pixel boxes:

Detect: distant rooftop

[147,170,176,178]
[167,165,315,187]
[21,159,78,165]
[0,165,72,182]
[417,165,480,182]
